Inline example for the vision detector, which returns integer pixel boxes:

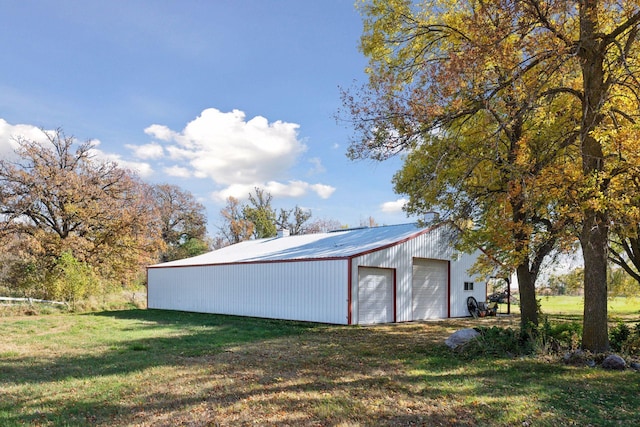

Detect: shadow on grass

[2,311,640,426]
[1,309,319,385]
[91,307,321,328]
[544,313,584,322]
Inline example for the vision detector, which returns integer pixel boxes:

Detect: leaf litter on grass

[2,310,639,426]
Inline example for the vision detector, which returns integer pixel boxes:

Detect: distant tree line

[542,267,639,298]
[213,187,343,248]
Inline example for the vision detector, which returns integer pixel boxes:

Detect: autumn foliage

[345,0,640,352]
[0,129,205,304]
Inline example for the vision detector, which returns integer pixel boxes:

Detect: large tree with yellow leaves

[345,0,640,351]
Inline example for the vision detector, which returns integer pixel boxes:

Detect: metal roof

[150,223,435,268]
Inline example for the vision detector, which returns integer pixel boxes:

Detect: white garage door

[358,267,394,324]
[412,259,448,320]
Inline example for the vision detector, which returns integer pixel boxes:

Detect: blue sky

[0,1,414,233]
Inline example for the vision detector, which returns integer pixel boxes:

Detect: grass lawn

[1,309,639,426]
[496,295,640,322]
[538,295,640,319]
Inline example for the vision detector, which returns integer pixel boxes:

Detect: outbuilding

[147,222,485,324]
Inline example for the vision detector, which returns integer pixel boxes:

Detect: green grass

[497,296,640,322]
[1,309,639,426]
[537,295,640,319]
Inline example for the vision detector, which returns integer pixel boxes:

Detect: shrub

[535,318,582,354]
[458,319,583,359]
[610,322,631,352]
[459,326,534,358]
[48,252,98,309]
[609,321,640,355]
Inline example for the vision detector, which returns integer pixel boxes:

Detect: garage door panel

[358,267,394,324]
[412,259,448,320]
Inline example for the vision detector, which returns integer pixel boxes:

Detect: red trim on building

[447,260,451,318]
[146,267,149,309]
[347,259,353,325]
[393,268,397,323]
[147,256,349,269]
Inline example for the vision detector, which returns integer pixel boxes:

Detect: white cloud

[0,119,153,177]
[89,144,154,178]
[0,119,48,159]
[307,157,325,175]
[163,165,192,178]
[211,180,336,203]
[165,145,197,161]
[144,124,177,141]
[149,109,306,184]
[140,108,334,202]
[265,180,335,199]
[126,142,164,159]
[380,198,407,213]
[210,183,259,202]
[309,183,336,199]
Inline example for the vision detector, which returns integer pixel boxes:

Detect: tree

[607,266,639,298]
[304,218,344,234]
[345,0,576,329]
[276,205,312,235]
[243,187,277,239]
[50,251,98,309]
[215,189,325,245]
[609,233,640,286]
[347,0,640,351]
[216,196,254,246]
[551,0,640,352]
[0,235,47,299]
[547,268,584,296]
[152,184,209,262]
[0,129,163,299]
[359,216,378,228]
[609,177,640,286]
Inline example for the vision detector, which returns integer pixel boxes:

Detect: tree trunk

[578,0,610,352]
[581,210,610,352]
[516,262,538,329]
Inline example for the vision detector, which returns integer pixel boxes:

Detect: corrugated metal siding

[448,250,484,317]
[148,224,483,324]
[350,226,483,322]
[148,260,349,324]
[350,227,445,323]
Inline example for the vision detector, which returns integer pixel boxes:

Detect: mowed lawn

[1,304,639,426]
[495,295,640,318]
[540,295,640,318]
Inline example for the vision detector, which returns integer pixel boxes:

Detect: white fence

[0,297,68,306]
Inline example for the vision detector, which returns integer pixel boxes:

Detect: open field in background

[2,306,640,426]
[540,296,640,318]
[494,295,640,322]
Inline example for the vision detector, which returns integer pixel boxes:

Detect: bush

[48,252,99,308]
[459,326,534,358]
[535,318,582,354]
[457,319,583,359]
[609,321,640,355]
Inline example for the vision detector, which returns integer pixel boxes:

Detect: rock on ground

[445,328,480,349]
[602,354,627,370]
